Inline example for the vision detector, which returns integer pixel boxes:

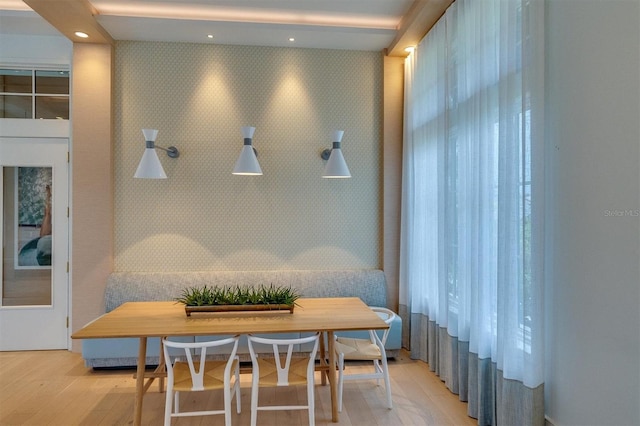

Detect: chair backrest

[370,307,397,345]
[247,333,319,386]
[162,336,240,391]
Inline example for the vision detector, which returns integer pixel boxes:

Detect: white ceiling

[0,0,417,51]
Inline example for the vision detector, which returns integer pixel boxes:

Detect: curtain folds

[400,0,545,424]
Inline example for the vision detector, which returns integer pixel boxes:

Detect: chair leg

[224,384,232,426]
[250,373,259,426]
[164,389,173,426]
[381,357,392,409]
[337,354,345,413]
[307,379,315,426]
[234,382,241,414]
[234,364,242,413]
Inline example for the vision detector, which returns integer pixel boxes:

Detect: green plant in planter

[175,284,300,307]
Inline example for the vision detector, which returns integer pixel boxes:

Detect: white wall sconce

[232,126,262,175]
[134,128,179,179]
[321,130,351,178]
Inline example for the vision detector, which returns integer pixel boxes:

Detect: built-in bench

[81,269,402,368]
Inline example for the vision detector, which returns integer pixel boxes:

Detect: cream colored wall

[382,56,404,312]
[71,43,113,351]
[113,42,383,271]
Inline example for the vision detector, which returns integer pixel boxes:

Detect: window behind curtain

[401,0,544,387]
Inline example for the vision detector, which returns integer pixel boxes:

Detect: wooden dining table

[71,297,389,425]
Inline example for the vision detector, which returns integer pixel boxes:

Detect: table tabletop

[71,297,389,339]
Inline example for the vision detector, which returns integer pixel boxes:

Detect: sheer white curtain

[400,0,544,424]
[400,18,446,359]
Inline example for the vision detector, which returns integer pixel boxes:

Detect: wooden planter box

[184,304,295,316]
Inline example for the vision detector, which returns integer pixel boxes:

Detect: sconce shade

[135,128,167,179]
[142,128,158,142]
[322,130,351,178]
[135,148,167,179]
[233,126,263,175]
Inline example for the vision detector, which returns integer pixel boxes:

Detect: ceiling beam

[23,0,114,44]
[386,0,453,57]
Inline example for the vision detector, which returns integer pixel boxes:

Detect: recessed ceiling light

[288,38,295,42]
[207,34,214,39]
[75,31,89,38]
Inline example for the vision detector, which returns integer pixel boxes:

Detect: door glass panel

[0,69,31,93]
[0,95,33,118]
[35,70,69,94]
[2,167,52,307]
[35,96,69,119]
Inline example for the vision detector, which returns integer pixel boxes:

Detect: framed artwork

[14,167,52,269]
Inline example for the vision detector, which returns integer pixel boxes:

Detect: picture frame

[14,167,52,270]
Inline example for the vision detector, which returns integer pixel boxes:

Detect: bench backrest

[104,269,387,313]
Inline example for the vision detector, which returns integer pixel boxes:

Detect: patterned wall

[113,42,382,271]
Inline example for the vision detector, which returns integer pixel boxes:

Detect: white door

[0,137,69,350]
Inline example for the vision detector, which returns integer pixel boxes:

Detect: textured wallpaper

[113,41,382,271]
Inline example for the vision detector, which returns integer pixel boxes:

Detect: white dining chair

[334,306,396,412]
[162,335,241,426]
[247,333,320,426]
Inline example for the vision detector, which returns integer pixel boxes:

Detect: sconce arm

[155,145,180,158]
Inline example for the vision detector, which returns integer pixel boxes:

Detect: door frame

[0,121,70,351]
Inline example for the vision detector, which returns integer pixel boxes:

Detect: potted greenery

[175,284,301,316]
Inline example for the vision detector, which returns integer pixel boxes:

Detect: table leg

[327,331,338,422]
[133,336,147,426]
[158,338,165,392]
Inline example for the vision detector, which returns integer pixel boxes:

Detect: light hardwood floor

[0,349,475,426]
